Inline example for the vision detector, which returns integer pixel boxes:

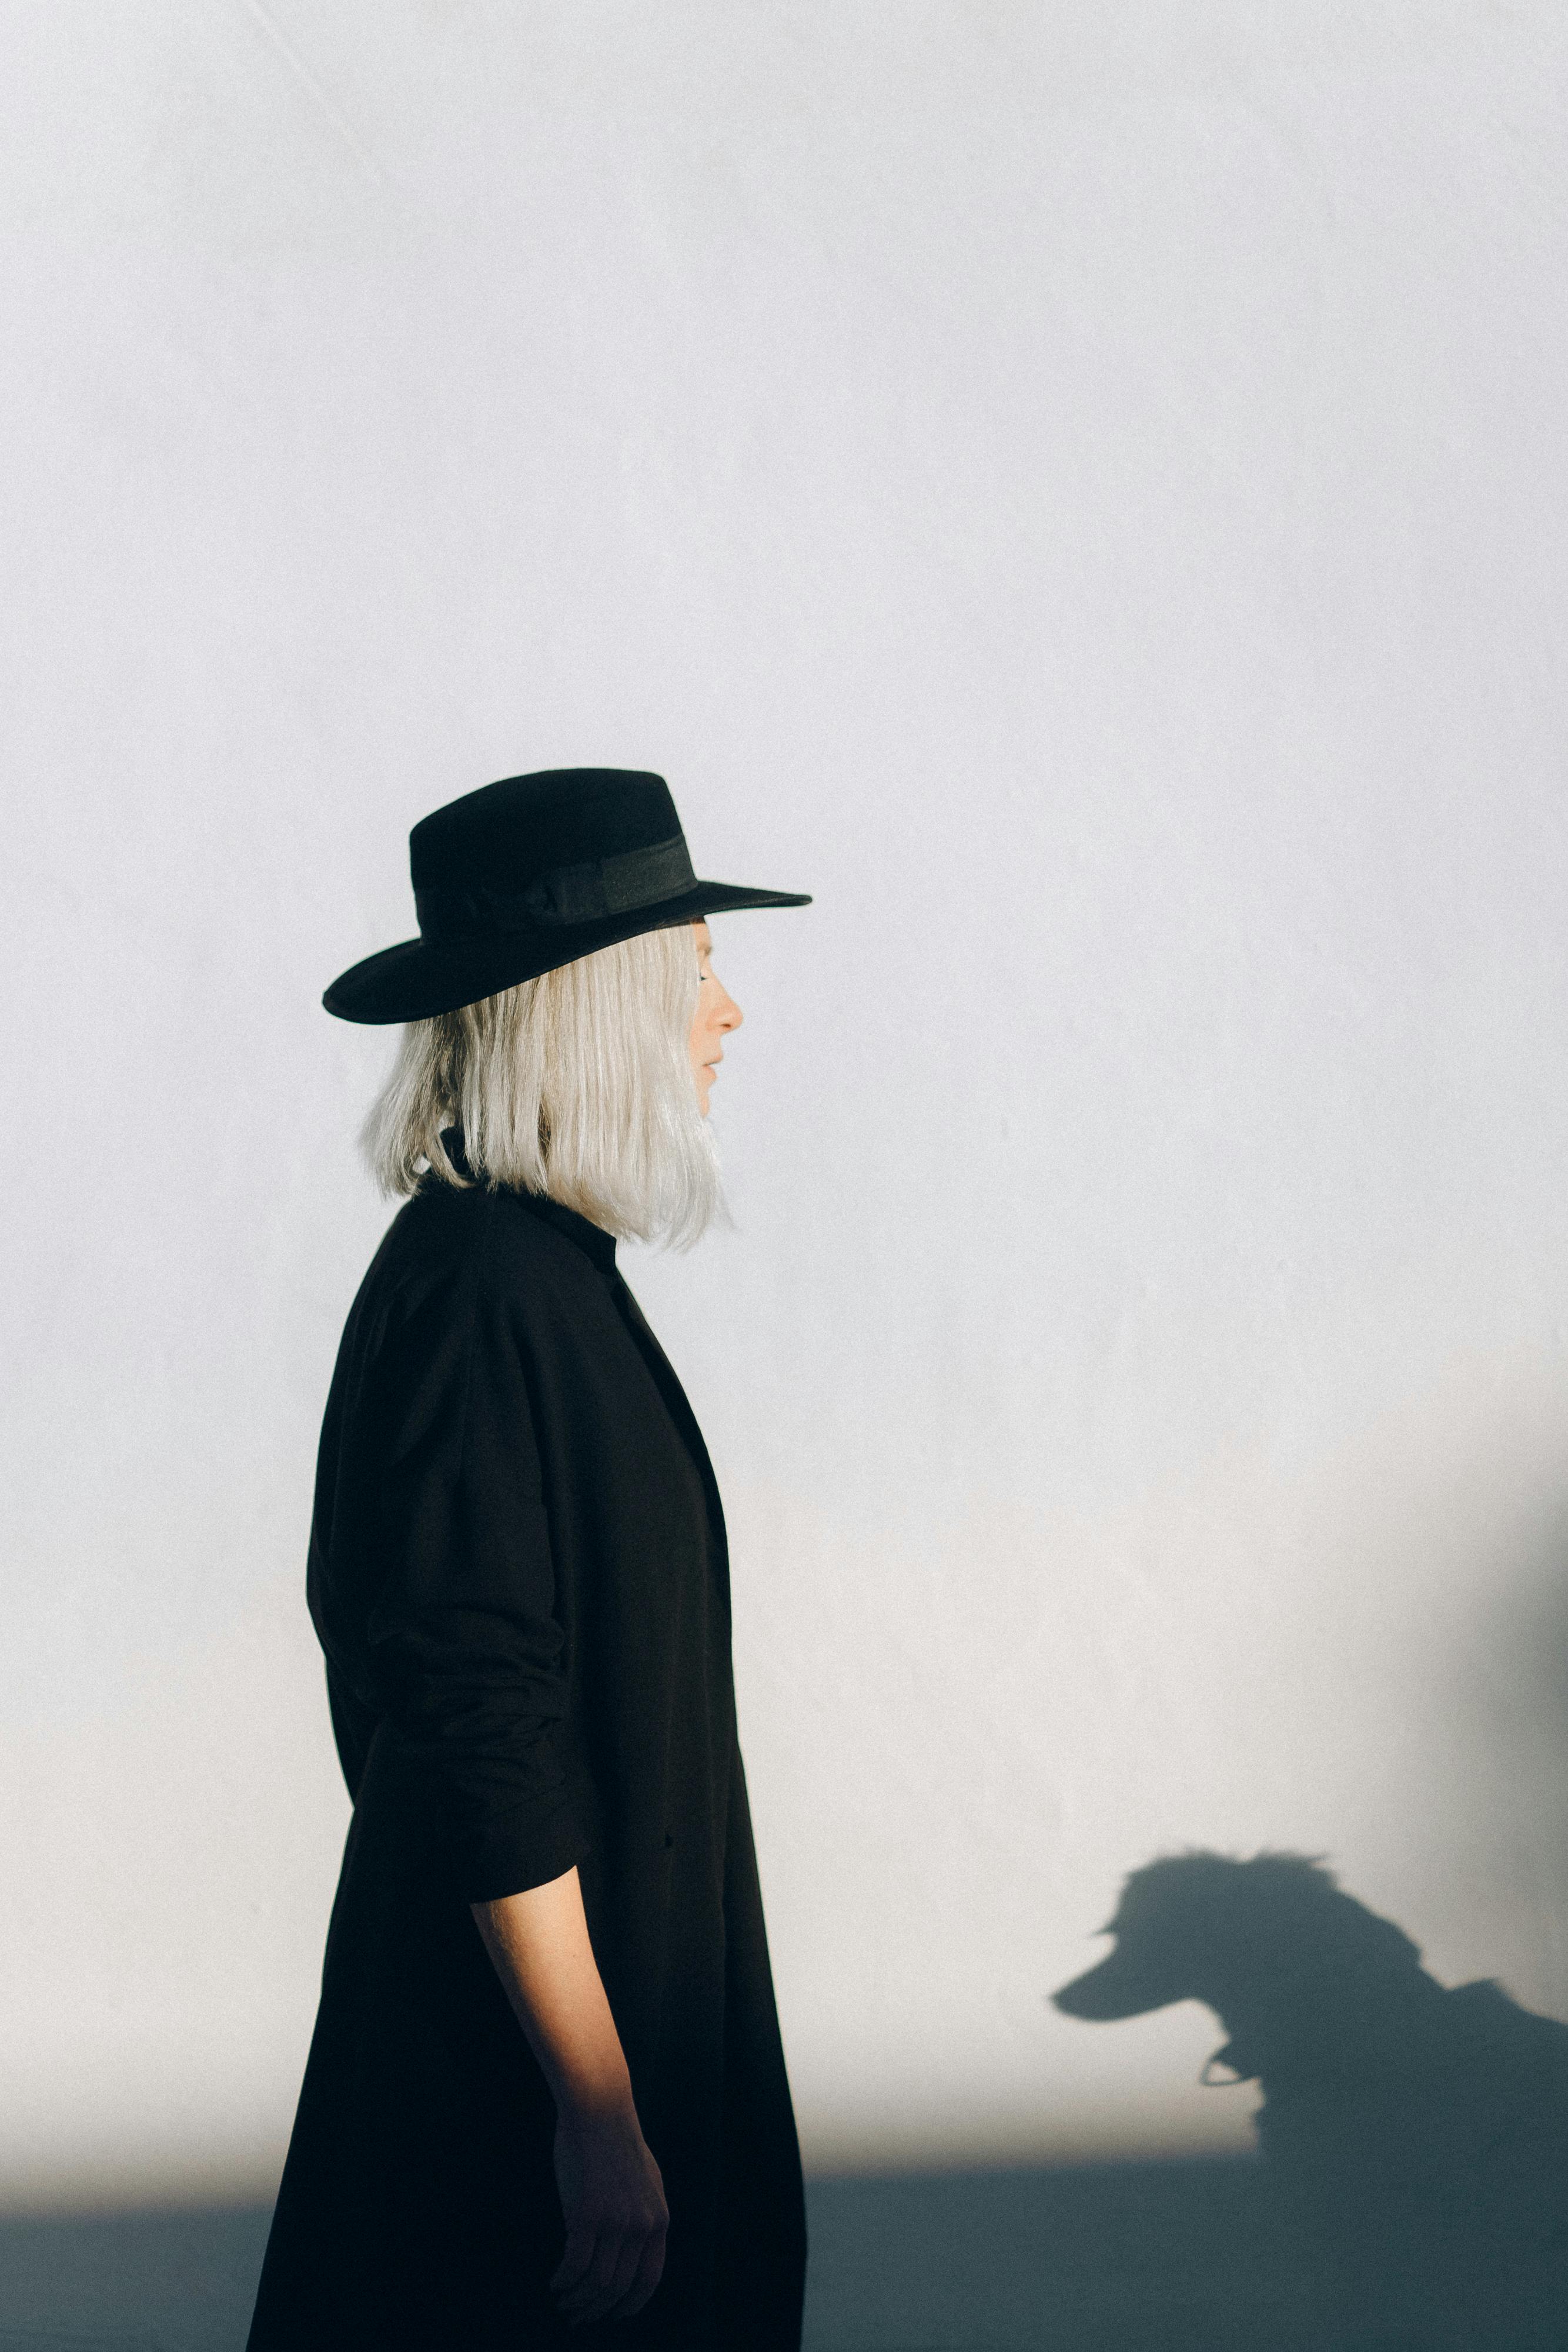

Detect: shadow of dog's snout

[1050,1852,1255,2023]
[1051,1947,1188,2021]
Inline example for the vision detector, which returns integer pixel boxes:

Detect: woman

[248,768,811,2350]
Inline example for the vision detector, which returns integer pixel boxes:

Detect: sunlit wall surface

[4,2,1566,2210]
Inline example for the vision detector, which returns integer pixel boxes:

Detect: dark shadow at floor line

[0,2157,1315,2352]
[803,2154,1316,2350]
[0,2200,271,2352]
[6,2089,1564,2352]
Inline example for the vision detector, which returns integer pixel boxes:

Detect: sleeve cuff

[458,1788,589,1905]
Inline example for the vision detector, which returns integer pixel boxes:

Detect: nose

[717,986,743,1032]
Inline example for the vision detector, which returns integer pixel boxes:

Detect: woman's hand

[550,2101,669,2326]
[470,1867,669,2326]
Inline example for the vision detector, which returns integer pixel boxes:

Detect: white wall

[4,1,1567,2207]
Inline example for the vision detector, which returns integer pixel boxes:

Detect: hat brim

[323,880,811,1024]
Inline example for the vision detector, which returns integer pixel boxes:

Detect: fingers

[553,2226,661,2328]
[547,2113,668,2326]
[605,2226,668,2320]
[554,2227,627,2323]
[550,2226,600,2298]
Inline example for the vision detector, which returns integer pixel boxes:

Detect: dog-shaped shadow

[1054,1852,1568,2351]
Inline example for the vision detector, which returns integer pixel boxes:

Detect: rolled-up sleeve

[364,1268,585,1903]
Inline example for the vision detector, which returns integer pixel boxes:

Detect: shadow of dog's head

[1052,1850,1425,2029]
[1055,1851,1568,2314]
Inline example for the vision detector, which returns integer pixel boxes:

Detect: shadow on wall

[1053,1850,1568,2352]
[4,1860,1565,2352]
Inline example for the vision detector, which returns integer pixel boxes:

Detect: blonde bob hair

[362,922,723,1249]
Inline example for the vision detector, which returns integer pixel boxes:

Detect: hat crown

[323,763,808,1023]
[410,769,682,892]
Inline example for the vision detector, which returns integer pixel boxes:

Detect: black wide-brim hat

[324,768,811,1024]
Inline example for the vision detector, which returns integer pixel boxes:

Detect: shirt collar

[437,1128,618,1274]
[512,1184,618,1274]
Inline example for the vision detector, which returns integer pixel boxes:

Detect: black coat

[247,1164,806,2351]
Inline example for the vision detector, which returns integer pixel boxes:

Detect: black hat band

[414,833,698,940]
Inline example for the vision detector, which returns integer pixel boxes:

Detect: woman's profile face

[688,921,743,1116]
